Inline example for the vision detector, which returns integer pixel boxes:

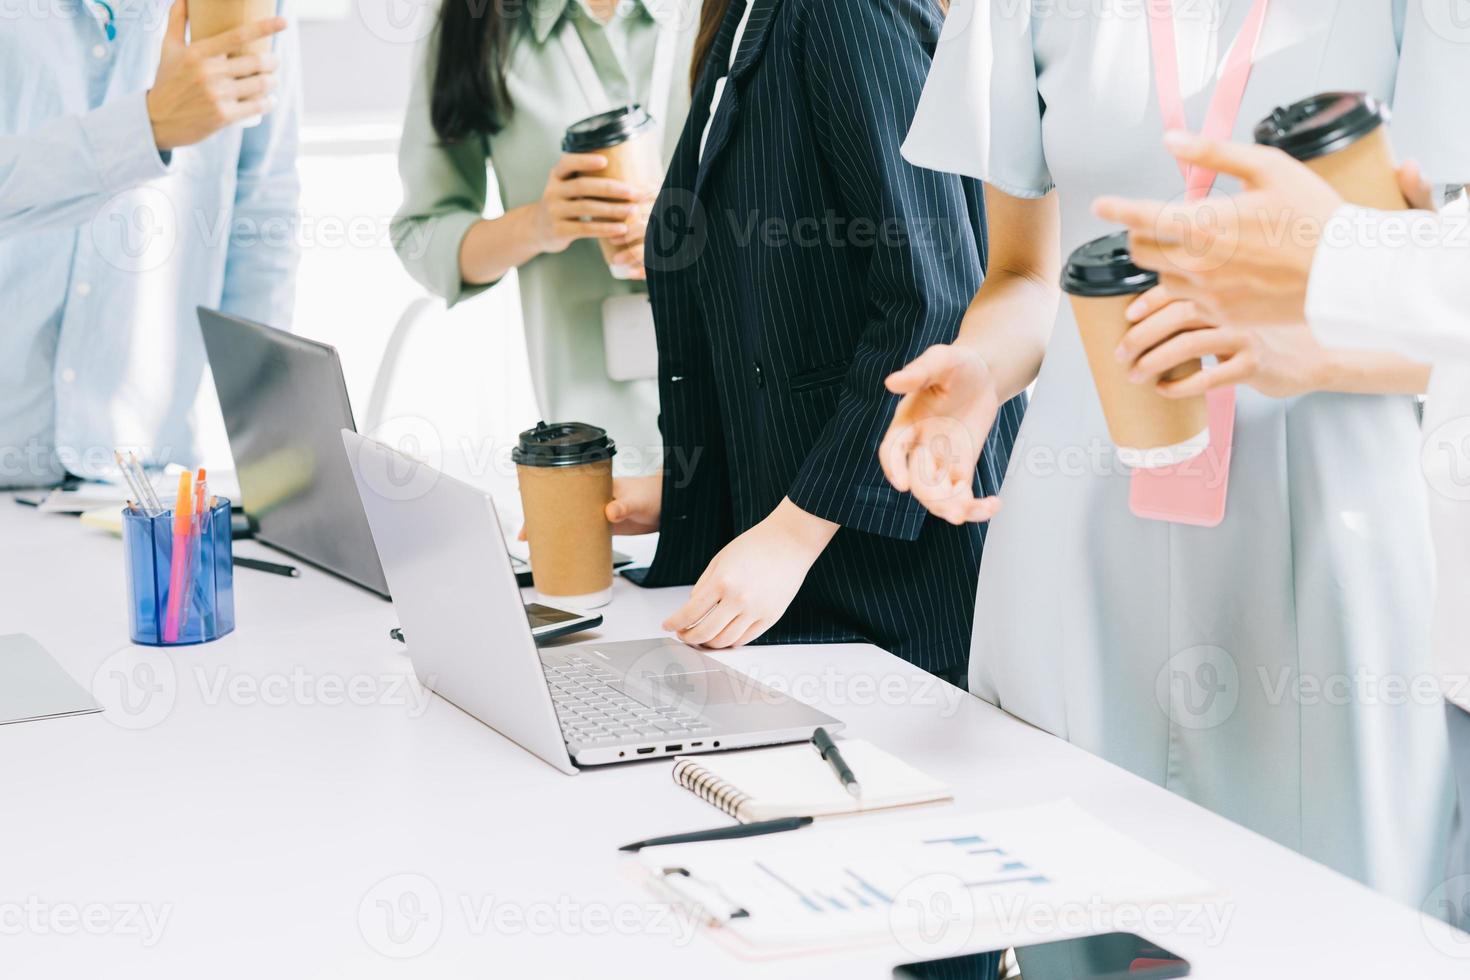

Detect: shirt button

[753,361,765,389]
[92,44,107,59]
[75,282,92,298]
[61,368,77,384]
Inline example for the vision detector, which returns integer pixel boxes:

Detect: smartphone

[390,604,602,648]
[513,550,635,588]
[894,932,1191,980]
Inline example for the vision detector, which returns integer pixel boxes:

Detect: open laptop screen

[198,308,391,598]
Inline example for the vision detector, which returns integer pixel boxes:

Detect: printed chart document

[633,800,1218,959]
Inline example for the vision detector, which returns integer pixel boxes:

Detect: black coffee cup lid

[1254,92,1390,162]
[1061,232,1159,298]
[562,105,656,153]
[512,421,617,467]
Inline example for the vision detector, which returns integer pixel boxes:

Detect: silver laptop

[342,429,842,773]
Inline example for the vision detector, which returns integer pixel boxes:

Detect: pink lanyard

[1147,0,1272,200]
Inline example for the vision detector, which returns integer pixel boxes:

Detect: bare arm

[954,187,1062,400]
[878,187,1061,523]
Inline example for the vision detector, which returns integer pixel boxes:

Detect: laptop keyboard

[545,656,711,745]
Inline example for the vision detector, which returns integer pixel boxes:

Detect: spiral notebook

[672,740,952,823]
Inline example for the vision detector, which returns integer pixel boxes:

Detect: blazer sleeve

[786,0,987,542]
[390,34,497,307]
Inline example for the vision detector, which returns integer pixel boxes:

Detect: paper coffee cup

[563,106,665,279]
[1064,233,1211,469]
[514,422,617,609]
[1255,92,1408,211]
[188,0,278,128]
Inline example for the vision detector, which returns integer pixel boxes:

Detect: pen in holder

[123,497,235,646]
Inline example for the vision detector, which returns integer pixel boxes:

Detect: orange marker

[163,471,195,643]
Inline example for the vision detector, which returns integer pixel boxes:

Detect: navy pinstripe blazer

[632,0,1025,676]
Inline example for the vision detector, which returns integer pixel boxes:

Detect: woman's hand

[878,345,1004,525]
[663,499,837,649]
[531,153,645,255]
[1118,284,1330,400]
[606,475,662,535]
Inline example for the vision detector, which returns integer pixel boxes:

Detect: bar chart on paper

[635,800,1217,956]
[748,831,1053,916]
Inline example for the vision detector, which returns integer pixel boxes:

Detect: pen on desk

[233,556,300,578]
[811,727,862,800]
[619,816,813,853]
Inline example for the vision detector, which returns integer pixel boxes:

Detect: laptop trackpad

[634,668,749,707]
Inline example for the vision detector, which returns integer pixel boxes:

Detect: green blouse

[393,0,695,472]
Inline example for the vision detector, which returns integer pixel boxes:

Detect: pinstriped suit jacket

[632,0,1025,676]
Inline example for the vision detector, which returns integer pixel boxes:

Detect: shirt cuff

[406,210,494,308]
[79,93,171,192]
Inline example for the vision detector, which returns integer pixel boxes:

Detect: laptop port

[636,747,656,755]
[665,744,683,752]
[689,741,703,748]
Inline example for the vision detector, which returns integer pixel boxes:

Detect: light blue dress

[903,0,1462,908]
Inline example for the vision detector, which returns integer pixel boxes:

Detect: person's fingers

[164,0,187,48]
[222,71,278,100]
[1125,283,1176,324]
[701,614,756,650]
[550,198,637,222]
[516,524,527,542]
[553,220,630,241]
[224,95,275,122]
[609,246,644,267]
[958,495,1004,524]
[1116,300,1208,366]
[1157,357,1254,398]
[191,16,287,58]
[731,619,768,649]
[605,499,627,524]
[663,581,721,633]
[1091,196,1172,235]
[677,597,740,646]
[885,345,956,394]
[1161,131,1287,188]
[878,419,919,492]
[1130,328,1241,385]
[216,51,279,78]
[552,153,609,179]
[1398,159,1435,211]
[558,176,642,201]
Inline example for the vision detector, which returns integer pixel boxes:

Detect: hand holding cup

[147,0,286,151]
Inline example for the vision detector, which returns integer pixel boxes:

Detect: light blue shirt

[0,1,301,487]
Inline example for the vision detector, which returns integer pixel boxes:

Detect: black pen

[812,727,861,799]
[234,555,300,578]
[619,816,813,853]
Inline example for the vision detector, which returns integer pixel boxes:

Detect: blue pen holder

[123,498,235,647]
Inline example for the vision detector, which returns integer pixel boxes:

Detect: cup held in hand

[1064,233,1211,470]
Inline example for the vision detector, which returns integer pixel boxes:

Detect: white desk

[4,497,1468,977]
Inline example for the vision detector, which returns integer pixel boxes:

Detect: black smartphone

[894,933,1191,980]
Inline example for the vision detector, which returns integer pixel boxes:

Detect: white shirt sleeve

[1306,204,1470,363]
